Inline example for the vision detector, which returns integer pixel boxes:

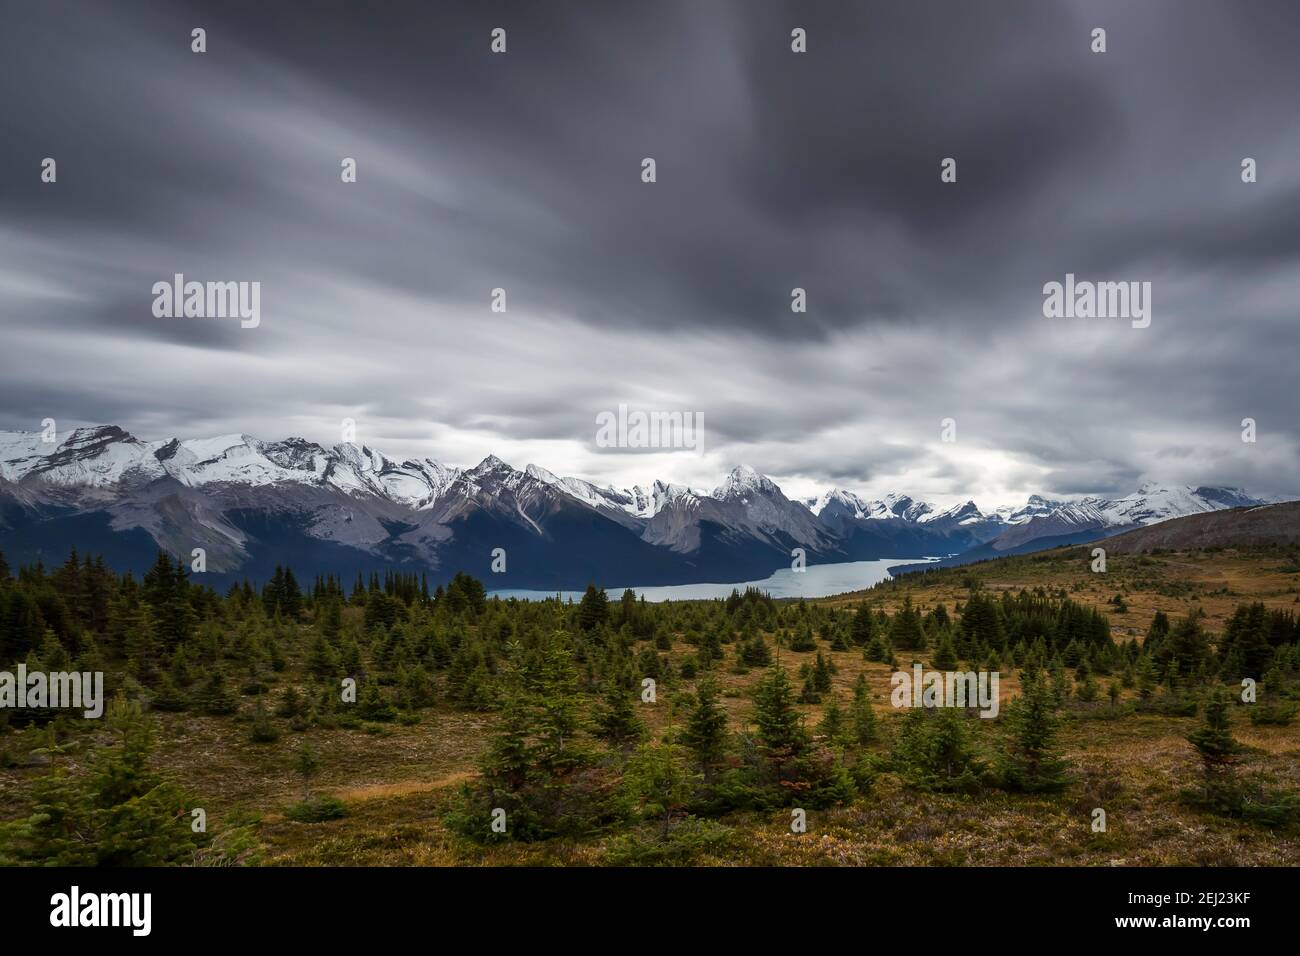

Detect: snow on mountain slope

[525,464,641,516]
[0,426,1286,581]
[0,430,52,481]
[327,442,458,507]
[918,500,983,526]
[711,463,782,501]
[165,434,329,488]
[805,488,870,519]
[880,494,935,522]
[635,465,839,558]
[0,426,468,510]
[0,426,166,488]
[984,485,1275,553]
[800,479,1284,562]
[714,466,839,545]
[998,494,1074,524]
[804,489,936,522]
[1091,483,1242,526]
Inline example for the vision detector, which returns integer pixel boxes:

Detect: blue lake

[488,556,942,603]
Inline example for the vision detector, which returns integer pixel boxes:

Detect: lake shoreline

[488,555,945,603]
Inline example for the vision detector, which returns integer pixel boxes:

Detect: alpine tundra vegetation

[2,536,1298,866]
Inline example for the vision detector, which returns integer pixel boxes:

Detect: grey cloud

[1,0,1298,505]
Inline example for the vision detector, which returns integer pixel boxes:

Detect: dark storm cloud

[1,0,1298,503]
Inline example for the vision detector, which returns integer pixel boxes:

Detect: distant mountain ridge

[0,425,1286,588]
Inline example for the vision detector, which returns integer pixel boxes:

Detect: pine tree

[999,671,1069,792]
[141,551,177,609]
[38,628,69,671]
[194,668,238,715]
[752,665,806,754]
[1049,658,1071,705]
[636,644,664,680]
[123,605,160,684]
[888,594,926,650]
[249,696,280,742]
[356,682,397,722]
[168,644,193,685]
[959,592,1005,651]
[863,632,890,663]
[150,674,191,712]
[894,708,982,793]
[480,659,533,793]
[817,695,847,746]
[850,673,878,746]
[397,665,436,710]
[276,684,306,718]
[1160,612,1210,681]
[318,598,343,640]
[533,637,587,775]
[798,669,822,704]
[623,743,695,838]
[851,602,877,646]
[812,651,834,693]
[0,764,88,864]
[931,632,959,671]
[739,631,773,667]
[1145,610,1171,654]
[340,638,363,676]
[280,567,303,620]
[699,628,724,666]
[682,677,728,776]
[1219,603,1274,680]
[928,710,980,790]
[306,633,340,678]
[790,623,817,652]
[595,678,645,748]
[159,586,197,649]
[577,585,610,632]
[828,625,850,652]
[1187,691,1242,812]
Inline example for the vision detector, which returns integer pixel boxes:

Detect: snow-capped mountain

[635,463,840,562]
[0,426,461,507]
[0,427,841,587]
[0,425,1284,589]
[1092,482,1263,526]
[996,494,1072,524]
[804,489,935,523]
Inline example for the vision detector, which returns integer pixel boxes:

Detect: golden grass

[829,546,1300,639]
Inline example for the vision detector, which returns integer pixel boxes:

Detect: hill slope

[1102,501,1300,553]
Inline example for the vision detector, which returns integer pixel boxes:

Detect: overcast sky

[2,0,1298,508]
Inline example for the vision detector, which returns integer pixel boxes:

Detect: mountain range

[0,425,1284,589]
